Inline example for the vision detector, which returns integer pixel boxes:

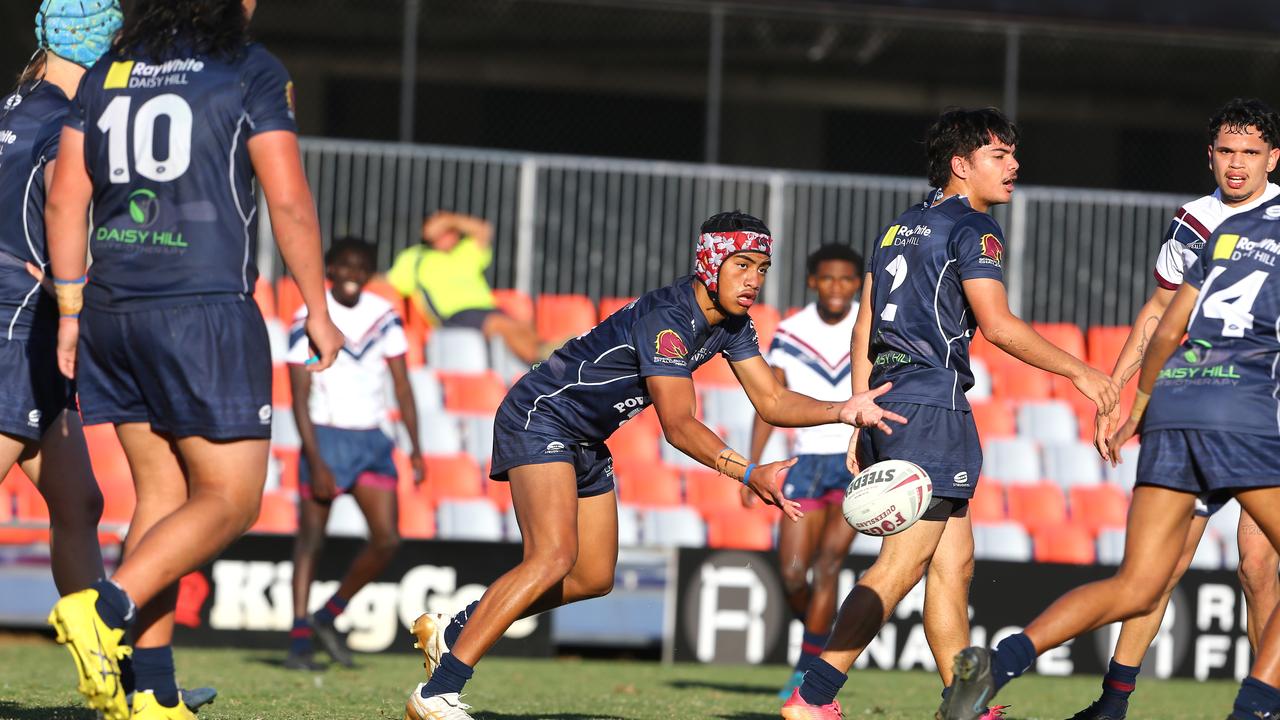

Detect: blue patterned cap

[35,0,123,68]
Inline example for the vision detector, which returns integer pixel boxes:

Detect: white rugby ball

[842,459,933,536]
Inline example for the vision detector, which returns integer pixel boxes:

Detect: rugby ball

[842,459,933,536]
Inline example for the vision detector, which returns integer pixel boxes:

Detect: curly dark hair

[1207,98,1280,148]
[700,210,771,237]
[114,0,248,61]
[325,236,377,269]
[925,107,1020,189]
[806,244,863,276]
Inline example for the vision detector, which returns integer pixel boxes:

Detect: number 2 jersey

[1145,197,1280,437]
[67,43,297,309]
[866,194,1006,411]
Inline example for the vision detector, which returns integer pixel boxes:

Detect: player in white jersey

[1072,98,1280,720]
[285,238,424,671]
[739,245,863,699]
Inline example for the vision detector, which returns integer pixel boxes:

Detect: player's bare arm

[387,355,426,484]
[740,364,787,508]
[963,276,1120,414]
[733,355,905,433]
[845,273,875,472]
[288,365,337,501]
[45,127,92,380]
[1091,286,1176,458]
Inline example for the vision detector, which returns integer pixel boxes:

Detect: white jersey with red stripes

[765,303,857,455]
[1153,183,1280,289]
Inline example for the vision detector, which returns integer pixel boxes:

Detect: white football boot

[403,686,473,720]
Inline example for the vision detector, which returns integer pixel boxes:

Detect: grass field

[0,639,1237,719]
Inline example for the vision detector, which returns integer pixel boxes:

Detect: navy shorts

[442,308,501,330]
[299,425,399,500]
[1137,429,1280,516]
[857,401,982,501]
[0,334,74,442]
[489,414,615,498]
[783,454,851,510]
[77,296,272,440]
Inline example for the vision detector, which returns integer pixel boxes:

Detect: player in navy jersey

[782,108,1119,720]
[400,211,907,720]
[943,196,1280,720]
[43,2,344,719]
[1069,99,1280,720]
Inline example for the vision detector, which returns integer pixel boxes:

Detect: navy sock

[420,653,474,698]
[798,658,847,707]
[1097,659,1139,714]
[1233,677,1280,719]
[991,633,1036,692]
[120,654,135,695]
[290,617,314,655]
[795,630,828,674]
[92,579,136,630]
[314,594,349,625]
[444,601,479,648]
[132,646,179,708]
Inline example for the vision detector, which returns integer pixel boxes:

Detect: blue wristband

[742,463,757,486]
[53,275,87,285]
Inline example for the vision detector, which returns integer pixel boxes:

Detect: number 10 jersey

[67,44,297,309]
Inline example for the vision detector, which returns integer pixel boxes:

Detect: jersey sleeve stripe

[1174,208,1211,242]
[1153,268,1180,291]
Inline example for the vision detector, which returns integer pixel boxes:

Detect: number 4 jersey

[1146,198,1280,437]
[68,44,296,308]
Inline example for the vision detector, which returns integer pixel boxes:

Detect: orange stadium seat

[1007,482,1068,530]
[1033,524,1096,564]
[399,492,437,539]
[1069,484,1129,535]
[0,482,12,523]
[492,288,535,324]
[535,294,596,342]
[402,298,431,368]
[706,509,774,551]
[276,276,304,323]
[439,371,508,415]
[1032,323,1086,361]
[484,479,513,512]
[598,296,637,322]
[970,399,1016,440]
[614,463,681,507]
[423,454,483,503]
[251,491,297,534]
[607,417,662,464]
[83,425,136,524]
[750,304,782,349]
[272,363,292,407]
[969,480,1006,523]
[784,307,802,319]
[692,356,738,388]
[253,276,277,319]
[363,277,403,308]
[11,475,48,523]
[685,469,744,514]
[275,449,300,491]
[993,365,1053,401]
[970,330,1017,374]
[1086,325,1130,372]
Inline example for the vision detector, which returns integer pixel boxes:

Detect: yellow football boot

[47,588,130,720]
[131,690,197,719]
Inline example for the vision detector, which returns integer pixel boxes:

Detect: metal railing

[266,138,1186,327]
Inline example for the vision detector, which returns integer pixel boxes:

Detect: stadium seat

[251,491,297,534]
[402,299,431,369]
[10,471,47,522]
[1007,482,1068,530]
[326,495,368,537]
[399,492,436,539]
[1190,533,1224,570]
[271,363,292,408]
[437,499,504,542]
[1103,444,1141,491]
[614,463,681,507]
[642,507,706,548]
[1033,524,1096,564]
[660,438,702,468]
[607,418,662,464]
[1032,323,1086,361]
[969,330,1017,375]
[967,356,993,401]
[973,522,1033,562]
[0,482,12,523]
[462,415,495,467]
[408,368,445,411]
[969,480,1006,523]
[1086,326,1130,372]
[423,454,483,503]
[850,533,883,556]
[993,364,1053,401]
[276,276,304,323]
[427,328,489,372]
[618,504,642,547]
[503,506,521,542]
[1068,484,1128,535]
[685,469,745,514]
[970,399,1016,440]
[264,318,289,363]
[1017,400,1078,445]
[702,387,755,433]
[692,356,738,388]
[784,307,803,319]
[488,335,528,384]
[983,438,1041,485]
[270,407,301,450]
[273,449,300,491]
[757,432,791,465]
[598,296,637,321]
[439,371,507,415]
[705,509,774,550]
[254,276,277,319]
[1097,528,1127,564]
[535,294,596,343]
[492,288,535,324]
[485,478,513,512]
[1207,500,1241,540]
[362,277,403,308]
[750,304,782,349]
[1043,441,1103,488]
[83,424,136,525]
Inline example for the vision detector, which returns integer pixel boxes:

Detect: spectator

[388,212,545,364]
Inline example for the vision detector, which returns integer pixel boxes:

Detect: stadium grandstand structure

[0,278,1241,572]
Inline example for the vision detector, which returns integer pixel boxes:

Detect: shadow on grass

[0,701,97,719]
[474,714,627,720]
[666,679,777,695]
[713,714,781,720]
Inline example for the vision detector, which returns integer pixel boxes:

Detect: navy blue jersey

[866,195,1005,411]
[67,43,296,309]
[0,82,68,340]
[1146,198,1280,437]
[499,276,761,442]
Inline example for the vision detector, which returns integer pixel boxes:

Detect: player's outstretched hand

[311,461,339,502]
[1106,417,1140,465]
[1093,406,1121,465]
[56,317,78,379]
[411,453,427,486]
[837,383,908,434]
[738,484,757,508]
[844,429,862,475]
[746,458,803,521]
[305,314,345,372]
[1073,367,1120,416]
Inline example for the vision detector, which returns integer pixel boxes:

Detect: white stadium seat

[1096,528,1126,565]
[437,499,504,542]
[270,407,301,450]
[973,522,1033,562]
[418,414,464,455]
[643,507,706,548]
[966,356,993,401]
[427,327,489,372]
[1103,444,1141,491]
[702,388,755,433]
[983,438,1042,485]
[617,504,642,547]
[1016,400,1077,444]
[1190,532,1224,570]
[408,367,444,411]
[326,495,368,538]
[488,335,528,384]
[265,317,290,363]
[462,415,495,467]
[1043,441,1103,488]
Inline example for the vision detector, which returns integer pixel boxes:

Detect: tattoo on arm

[1121,316,1160,385]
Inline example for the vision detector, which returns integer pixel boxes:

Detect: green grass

[0,640,1236,719]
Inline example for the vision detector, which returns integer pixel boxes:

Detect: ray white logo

[0,130,16,145]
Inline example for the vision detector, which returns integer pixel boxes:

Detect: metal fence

[269,138,1186,328]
